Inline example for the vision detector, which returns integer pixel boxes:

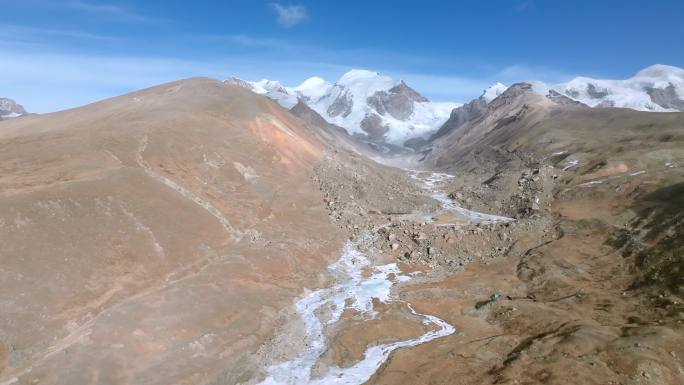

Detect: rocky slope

[373,81,684,385]
[0,98,27,120]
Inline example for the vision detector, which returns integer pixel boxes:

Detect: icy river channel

[257,171,511,385]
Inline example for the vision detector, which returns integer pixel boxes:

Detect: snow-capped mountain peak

[0,97,28,121]
[224,64,683,147]
[293,77,332,102]
[551,64,684,111]
[226,70,460,145]
[635,64,684,79]
[251,79,289,94]
[306,70,459,143]
[337,69,396,91]
[482,82,508,103]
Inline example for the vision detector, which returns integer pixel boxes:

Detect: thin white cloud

[514,0,536,12]
[0,26,579,113]
[496,64,574,85]
[0,48,346,113]
[227,34,293,48]
[0,45,582,113]
[0,24,121,43]
[270,3,308,28]
[3,0,152,22]
[0,51,214,112]
[64,0,151,22]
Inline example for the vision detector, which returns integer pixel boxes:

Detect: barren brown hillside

[0,78,345,384]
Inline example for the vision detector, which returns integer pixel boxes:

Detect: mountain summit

[226,70,459,146]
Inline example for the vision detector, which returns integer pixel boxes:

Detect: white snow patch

[409,171,513,224]
[562,159,579,171]
[578,180,604,187]
[233,161,259,182]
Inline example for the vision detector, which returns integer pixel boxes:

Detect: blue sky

[1,0,683,112]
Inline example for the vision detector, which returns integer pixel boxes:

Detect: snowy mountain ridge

[550,64,684,112]
[471,65,684,112]
[226,64,684,146]
[226,70,460,145]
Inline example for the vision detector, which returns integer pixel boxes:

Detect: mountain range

[226,70,459,146]
[229,64,684,148]
[551,64,684,111]
[1,66,683,385]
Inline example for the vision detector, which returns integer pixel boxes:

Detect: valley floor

[249,146,684,385]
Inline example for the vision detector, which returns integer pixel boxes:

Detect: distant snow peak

[482,82,508,103]
[230,77,300,109]
[551,64,684,112]
[635,64,684,78]
[0,97,28,121]
[338,69,388,85]
[225,64,683,147]
[294,77,331,102]
[224,76,254,90]
[226,69,460,145]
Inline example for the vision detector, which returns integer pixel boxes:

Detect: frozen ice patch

[408,171,513,225]
[577,180,604,187]
[562,159,579,171]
